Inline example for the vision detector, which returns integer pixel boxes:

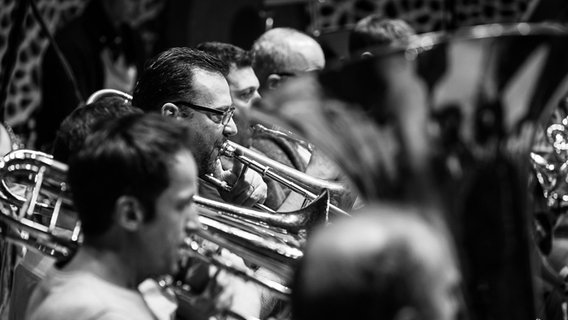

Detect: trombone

[217,140,351,217]
[0,149,79,258]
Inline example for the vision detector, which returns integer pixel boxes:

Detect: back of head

[52,96,143,163]
[68,113,193,239]
[132,47,229,112]
[349,15,415,56]
[196,42,253,69]
[292,204,458,320]
[251,27,325,88]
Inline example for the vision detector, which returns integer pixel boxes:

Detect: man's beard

[190,134,224,176]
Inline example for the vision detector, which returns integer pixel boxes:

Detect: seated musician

[132,47,267,208]
[195,41,300,210]
[133,48,265,319]
[25,113,201,320]
[194,42,261,148]
[12,99,238,320]
[348,14,416,58]
[251,27,325,96]
[292,204,463,320]
[8,97,142,320]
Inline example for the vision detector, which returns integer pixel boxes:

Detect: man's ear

[161,103,180,118]
[267,74,282,90]
[115,196,144,231]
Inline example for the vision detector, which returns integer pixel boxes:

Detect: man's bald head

[251,27,325,94]
[292,204,461,320]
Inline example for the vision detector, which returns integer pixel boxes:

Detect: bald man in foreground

[292,204,463,320]
[251,27,325,95]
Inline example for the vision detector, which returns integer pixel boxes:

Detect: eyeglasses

[274,72,297,77]
[173,101,235,126]
[274,69,320,78]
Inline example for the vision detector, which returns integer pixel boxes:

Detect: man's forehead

[191,69,232,106]
[191,68,225,83]
[227,66,259,90]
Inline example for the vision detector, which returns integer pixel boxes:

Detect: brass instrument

[252,123,314,153]
[218,140,350,217]
[194,190,329,235]
[0,149,80,258]
[180,190,331,298]
[0,149,322,297]
[86,88,133,105]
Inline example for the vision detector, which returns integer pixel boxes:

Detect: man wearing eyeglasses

[132,48,265,320]
[195,42,261,148]
[133,47,267,208]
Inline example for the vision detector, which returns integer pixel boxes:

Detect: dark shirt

[35,0,146,151]
[251,134,307,209]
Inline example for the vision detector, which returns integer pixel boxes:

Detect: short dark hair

[132,47,229,112]
[52,96,142,163]
[68,113,194,237]
[293,238,422,320]
[196,42,253,69]
[349,15,415,55]
[292,207,445,320]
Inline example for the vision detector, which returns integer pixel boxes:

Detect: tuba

[86,88,133,105]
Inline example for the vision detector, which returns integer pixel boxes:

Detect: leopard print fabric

[309,0,536,34]
[0,0,163,145]
[0,0,88,131]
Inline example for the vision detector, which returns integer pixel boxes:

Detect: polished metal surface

[0,149,79,259]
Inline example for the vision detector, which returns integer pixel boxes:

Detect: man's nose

[223,118,238,136]
[251,91,261,104]
[185,209,202,233]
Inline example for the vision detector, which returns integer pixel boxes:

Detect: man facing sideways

[25,113,201,320]
[9,97,142,320]
[348,14,416,58]
[293,204,463,320]
[195,42,261,113]
[194,42,298,209]
[132,47,267,208]
[195,42,261,147]
[249,28,355,213]
[251,27,325,96]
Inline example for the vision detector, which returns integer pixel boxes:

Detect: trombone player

[25,113,202,320]
[132,47,268,208]
[132,47,266,319]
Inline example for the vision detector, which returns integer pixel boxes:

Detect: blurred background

[0,0,561,147]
